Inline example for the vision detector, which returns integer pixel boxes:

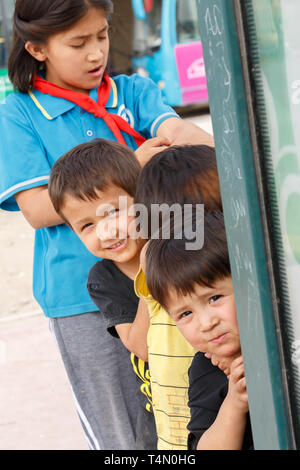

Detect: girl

[0,0,213,450]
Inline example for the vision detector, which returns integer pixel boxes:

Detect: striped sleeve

[0,102,50,211]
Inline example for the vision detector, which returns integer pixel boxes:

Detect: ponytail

[8,0,114,93]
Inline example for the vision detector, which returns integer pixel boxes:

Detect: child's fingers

[231,356,244,369]
[148,136,171,147]
[205,353,231,376]
[236,376,247,393]
[230,362,245,384]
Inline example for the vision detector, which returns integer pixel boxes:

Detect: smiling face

[165,277,240,359]
[35,7,110,94]
[61,185,145,277]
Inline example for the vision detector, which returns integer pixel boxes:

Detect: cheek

[81,232,99,254]
[178,325,202,350]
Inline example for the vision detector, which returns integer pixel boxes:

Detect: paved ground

[0,313,89,450]
[0,112,212,450]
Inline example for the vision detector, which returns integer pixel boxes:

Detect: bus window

[176,0,201,44]
[144,0,162,52]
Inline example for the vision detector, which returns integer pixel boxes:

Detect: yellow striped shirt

[135,268,196,450]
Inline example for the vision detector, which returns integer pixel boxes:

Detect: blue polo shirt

[0,74,179,318]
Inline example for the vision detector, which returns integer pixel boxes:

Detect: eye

[179,311,193,320]
[107,208,119,216]
[81,222,93,232]
[71,43,85,49]
[209,295,222,305]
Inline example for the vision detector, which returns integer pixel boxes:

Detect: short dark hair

[145,212,231,310]
[48,138,141,220]
[9,0,113,92]
[134,145,222,237]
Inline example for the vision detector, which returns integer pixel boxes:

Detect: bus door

[175,0,208,106]
[0,0,14,100]
[131,0,208,107]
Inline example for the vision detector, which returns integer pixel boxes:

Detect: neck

[113,247,144,280]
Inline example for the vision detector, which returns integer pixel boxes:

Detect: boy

[134,145,223,450]
[48,138,156,449]
[143,211,253,450]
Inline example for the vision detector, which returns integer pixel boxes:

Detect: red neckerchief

[32,74,146,147]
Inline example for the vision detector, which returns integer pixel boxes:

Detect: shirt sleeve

[130,74,180,138]
[134,266,161,318]
[87,282,137,338]
[0,98,51,211]
[87,262,138,338]
[187,352,228,450]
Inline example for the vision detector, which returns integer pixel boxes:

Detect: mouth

[107,237,129,252]
[88,65,103,77]
[210,333,228,344]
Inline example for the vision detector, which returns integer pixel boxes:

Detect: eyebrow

[169,287,219,315]
[170,304,190,317]
[73,216,91,228]
[69,25,109,40]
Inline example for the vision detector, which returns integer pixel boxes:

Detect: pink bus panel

[174,41,208,105]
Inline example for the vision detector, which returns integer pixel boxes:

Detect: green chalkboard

[197,0,294,449]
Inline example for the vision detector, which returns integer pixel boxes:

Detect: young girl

[0,0,213,450]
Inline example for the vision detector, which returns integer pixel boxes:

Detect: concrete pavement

[0,312,89,450]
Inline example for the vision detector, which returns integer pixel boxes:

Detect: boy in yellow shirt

[134,145,222,449]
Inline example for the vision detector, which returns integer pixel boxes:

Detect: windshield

[0,0,14,68]
[176,0,201,44]
[144,0,162,49]
[132,0,162,55]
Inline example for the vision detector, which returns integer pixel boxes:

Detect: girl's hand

[135,136,171,167]
[227,356,248,413]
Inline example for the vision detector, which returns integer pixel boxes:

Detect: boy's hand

[204,352,231,376]
[227,356,248,413]
[135,137,171,167]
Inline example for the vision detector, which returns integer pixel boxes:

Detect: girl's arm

[15,186,64,229]
[115,298,150,362]
[197,357,248,450]
[157,117,214,147]
[135,118,214,167]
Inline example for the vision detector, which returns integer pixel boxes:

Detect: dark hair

[145,212,231,310]
[8,0,113,92]
[134,145,222,236]
[48,138,141,220]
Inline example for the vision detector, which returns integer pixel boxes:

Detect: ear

[25,41,47,62]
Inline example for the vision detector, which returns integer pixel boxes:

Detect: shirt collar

[28,77,118,120]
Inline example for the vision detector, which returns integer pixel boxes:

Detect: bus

[0,0,13,100]
[110,0,208,108]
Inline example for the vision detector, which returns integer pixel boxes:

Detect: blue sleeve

[131,74,180,138]
[0,97,51,211]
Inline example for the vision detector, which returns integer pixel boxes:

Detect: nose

[96,218,118,242]
[87,41,104,62]
[199,315,219,333]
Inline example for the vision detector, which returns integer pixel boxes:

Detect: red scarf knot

[32,74,146,148]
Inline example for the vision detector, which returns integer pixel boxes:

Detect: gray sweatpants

[49,312,139,450]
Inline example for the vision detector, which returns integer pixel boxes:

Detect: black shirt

[87,259,152,412]
[187,351,253,450]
